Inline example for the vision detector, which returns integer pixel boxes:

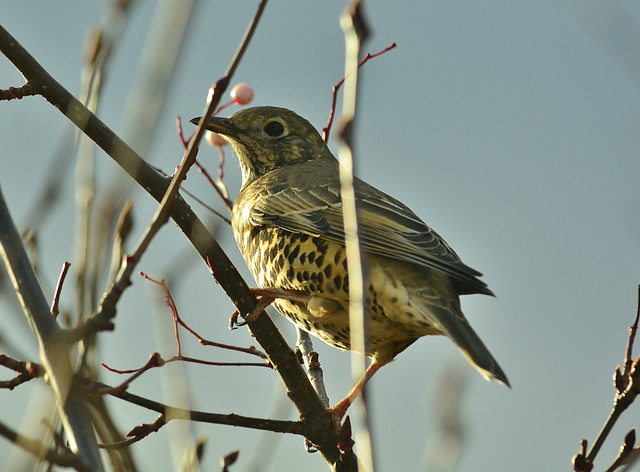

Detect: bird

[191,106,509,416]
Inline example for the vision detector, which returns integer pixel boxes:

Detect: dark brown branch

[2,355,307,437]
[51,261,71,317]
[0,354,44,389]
[92,379,308,436]
[100,414,167,450]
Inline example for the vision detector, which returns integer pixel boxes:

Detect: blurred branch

[0,419,94,472]
[0,184,103,469]
[338,1,374,471]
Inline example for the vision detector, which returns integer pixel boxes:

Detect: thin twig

[100,414,167,449]
[179,185,232,225]
[624,286,640,371]
[0,354,45,389]
[603,428,636,472]
[574,288,640,471]
[51,261,71,317]
[141,272,267,358]
[177,116,234,212]
[323,42,396,142]
[194,159,234,211]
[88,378,308,436]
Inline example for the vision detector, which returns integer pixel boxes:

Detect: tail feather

[430,305,510,387]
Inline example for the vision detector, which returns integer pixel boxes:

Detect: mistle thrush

[192,106,509,410]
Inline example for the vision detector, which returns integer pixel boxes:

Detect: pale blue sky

[2,1,640,471]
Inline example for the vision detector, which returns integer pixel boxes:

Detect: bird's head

[191,106,334,188]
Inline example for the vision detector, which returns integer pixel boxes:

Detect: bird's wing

[247,168,492,296]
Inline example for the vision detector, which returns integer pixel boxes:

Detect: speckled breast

[233,218,356,348]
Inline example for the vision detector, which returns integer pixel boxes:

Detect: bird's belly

[234,226,444,357]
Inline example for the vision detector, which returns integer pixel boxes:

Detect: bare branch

[51,261,71,317]
[323,42,396,143]
[574,288,640,471]
[0,354,44,389]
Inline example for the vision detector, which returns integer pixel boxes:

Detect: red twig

[0,83,36,101]
[140,273,184,354]
[194,157,233,211]
[140,272,266,358]
[322,42,397,142]
[176,116,234,212]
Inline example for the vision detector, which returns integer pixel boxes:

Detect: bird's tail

[430,305,510,387]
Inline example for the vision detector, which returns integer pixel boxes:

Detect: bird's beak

[189,116,241,138]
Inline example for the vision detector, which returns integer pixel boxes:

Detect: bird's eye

[264,121,285,137]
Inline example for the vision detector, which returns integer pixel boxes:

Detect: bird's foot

[327,361,382,421]
[229,287,310,329]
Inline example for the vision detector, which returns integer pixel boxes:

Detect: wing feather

[244,164,492,295]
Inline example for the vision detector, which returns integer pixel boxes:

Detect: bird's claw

[228,288,309,330]
[228,310,245,329]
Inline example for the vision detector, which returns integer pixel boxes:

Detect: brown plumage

[192,106,509,395]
